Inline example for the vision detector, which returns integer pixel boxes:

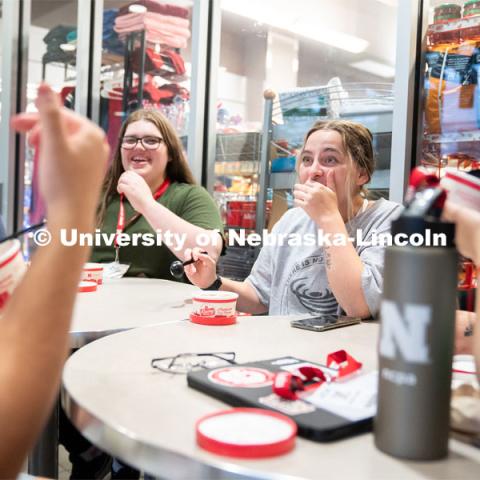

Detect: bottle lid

[464,7,480,16]
[190,313,236,325]
[435,3,462,12]
[196,408,297,458]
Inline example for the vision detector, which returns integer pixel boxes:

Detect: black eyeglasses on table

[151,352,237,374]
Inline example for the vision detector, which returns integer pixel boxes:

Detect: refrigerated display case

[418,0,479,308]
[207,0,399,280]
[1,0,210,257]
[213,132,266,279]
[95,2,194,156]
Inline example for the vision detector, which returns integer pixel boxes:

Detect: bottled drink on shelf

[428,4,461,47]
[464,0,480,18]
[425,3,480,135]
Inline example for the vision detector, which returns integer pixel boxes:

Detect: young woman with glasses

[91,109,223,278]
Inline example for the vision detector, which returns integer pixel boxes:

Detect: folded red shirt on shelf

[130,47,186,76]
[115,11,190,32]
[120,32,188,50]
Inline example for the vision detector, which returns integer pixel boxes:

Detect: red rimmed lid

[83,265,104,272]
[78,281,97,293]
[190,313,236,326]
[192,290,239,303]
[192,296,238,304]
[196,408,297,458]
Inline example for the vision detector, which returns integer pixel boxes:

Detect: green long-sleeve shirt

[91,182,223,280]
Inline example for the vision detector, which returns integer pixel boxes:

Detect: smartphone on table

[290,315,361,332]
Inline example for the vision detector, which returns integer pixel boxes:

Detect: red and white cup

[192,291,239,318]
[81,262,104,285]
[0,239,26,312]
[441,169,480,211]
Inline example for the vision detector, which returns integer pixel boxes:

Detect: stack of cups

[79,262,104,293]
[0,240,27,312]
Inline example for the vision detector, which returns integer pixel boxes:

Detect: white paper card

[103,262,130,279]
[305,371,378,421]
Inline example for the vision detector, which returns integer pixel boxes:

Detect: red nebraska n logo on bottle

[379,300,431,364]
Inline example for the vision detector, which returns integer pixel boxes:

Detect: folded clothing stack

[114,0,190,49]
[118,0,189,18]
[103,9,124,55]
[42,24,76,64]
[130,47,186,77]
[141,78,189,104]
[114,12,190,48]
[63,9,124,56]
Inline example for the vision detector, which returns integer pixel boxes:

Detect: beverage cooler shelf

[425,130,480,143]
[427,14,480,34]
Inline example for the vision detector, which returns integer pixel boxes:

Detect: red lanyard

[273,350,363,400]
[114,178,171,250]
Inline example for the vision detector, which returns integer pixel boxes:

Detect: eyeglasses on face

[150,352,237,374]
[121,136,164,150]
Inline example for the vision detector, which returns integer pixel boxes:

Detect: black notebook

[187,356,375,442]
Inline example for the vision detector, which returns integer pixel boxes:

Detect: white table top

[62,316,480,479]
[69,278,197,348]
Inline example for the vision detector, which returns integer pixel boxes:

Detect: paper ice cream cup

[441,169,480,211]
[192,291,239,318]
[452,354,478,389]
[82,262,104,284]
[0,239,26,311]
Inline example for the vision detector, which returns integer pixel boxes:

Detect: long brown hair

[97,109,196,225]
[298,119,376,220]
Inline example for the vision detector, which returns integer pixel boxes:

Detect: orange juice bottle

[425,5,462,134]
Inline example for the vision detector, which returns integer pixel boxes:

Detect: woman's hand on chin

[293,170,340,224]
[117,170,154,213]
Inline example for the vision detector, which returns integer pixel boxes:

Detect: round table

[31,277,197,477]
[70,277,197,348]
[62,316,480,479]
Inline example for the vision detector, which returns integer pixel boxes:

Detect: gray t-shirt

[246,198,403,316]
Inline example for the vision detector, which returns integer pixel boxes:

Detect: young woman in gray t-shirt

[185,120,402,317]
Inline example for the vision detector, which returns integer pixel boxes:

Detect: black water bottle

[375,188,457,460]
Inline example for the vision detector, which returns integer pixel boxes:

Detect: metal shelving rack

[256,83,395,234]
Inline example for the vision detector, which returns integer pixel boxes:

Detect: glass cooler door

[420,0,478,308]
[97,1,195,160]
[207,0,399,280]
